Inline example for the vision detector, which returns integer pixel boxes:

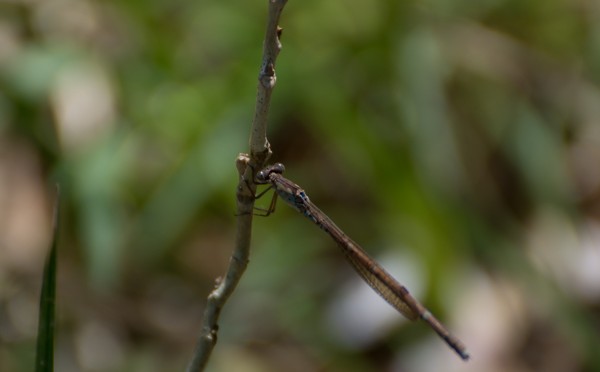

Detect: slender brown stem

[186,1,289,371]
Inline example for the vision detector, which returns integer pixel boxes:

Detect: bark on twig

[186,1,288,371]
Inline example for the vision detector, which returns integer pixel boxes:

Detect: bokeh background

[2,0,600,371]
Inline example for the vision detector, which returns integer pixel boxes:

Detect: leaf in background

[35,186,60,372]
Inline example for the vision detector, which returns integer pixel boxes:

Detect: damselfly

[254,163,469,361]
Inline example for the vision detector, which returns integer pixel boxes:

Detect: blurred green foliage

[1,0,600,371]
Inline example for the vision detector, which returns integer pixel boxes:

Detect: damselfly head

[256,163,286,183]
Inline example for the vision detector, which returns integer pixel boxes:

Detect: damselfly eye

[256,170,267,182]
[272,163,285,173]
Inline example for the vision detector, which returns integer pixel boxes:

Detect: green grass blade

[35,186,60,372]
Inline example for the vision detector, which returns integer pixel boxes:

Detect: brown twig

[186,1,289,371]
